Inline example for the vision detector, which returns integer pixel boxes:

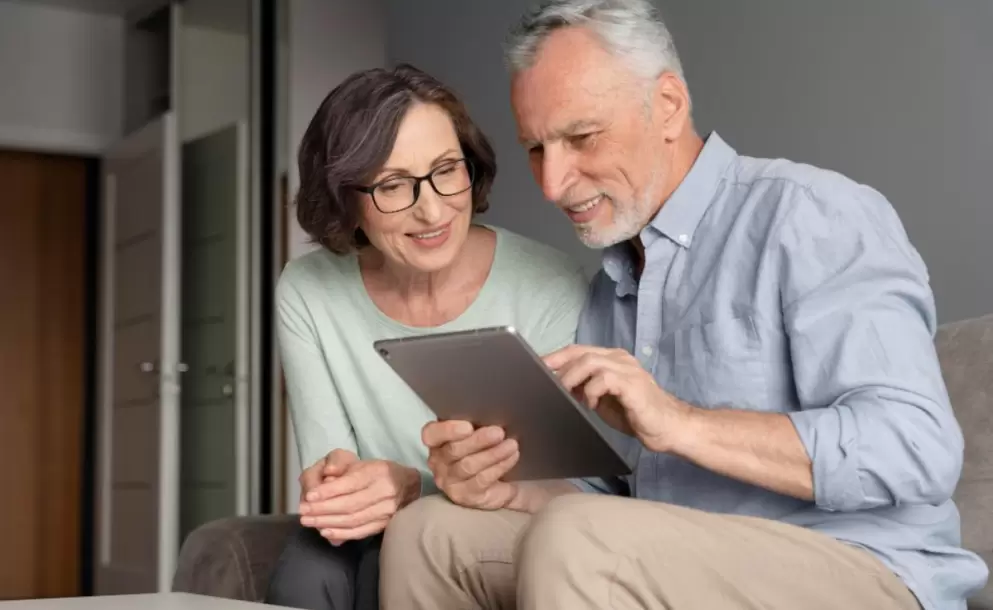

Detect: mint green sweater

[275,226,589,495]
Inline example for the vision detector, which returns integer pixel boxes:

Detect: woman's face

[357,102,474,274]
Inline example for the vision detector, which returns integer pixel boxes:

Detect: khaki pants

[379,493,921,610]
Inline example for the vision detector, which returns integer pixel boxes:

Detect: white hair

[505,0,687,90]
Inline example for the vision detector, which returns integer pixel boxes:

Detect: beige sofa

[172,313,993,608]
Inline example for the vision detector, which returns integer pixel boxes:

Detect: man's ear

[654,72,691,141]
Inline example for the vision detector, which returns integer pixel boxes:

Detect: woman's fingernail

[301,516,315,526]
[306,491,319,502]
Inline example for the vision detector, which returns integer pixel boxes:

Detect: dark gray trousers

[264,524,382,610]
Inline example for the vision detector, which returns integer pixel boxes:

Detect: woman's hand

[298,448,356,503]
[298,451,421,545]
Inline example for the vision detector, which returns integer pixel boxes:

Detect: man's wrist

[505,480,583,514]
[504,482,532,513]
[506,481,557,514]
[646,398,704,456]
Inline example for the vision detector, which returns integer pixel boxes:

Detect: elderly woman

[263,64,589,610]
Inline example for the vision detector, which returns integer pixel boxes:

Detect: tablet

[373,326,634,482]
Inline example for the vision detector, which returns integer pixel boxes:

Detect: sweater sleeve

[525,265,589,356]
[275,271,358,470]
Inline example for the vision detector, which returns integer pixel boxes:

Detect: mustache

[558,192,607,208]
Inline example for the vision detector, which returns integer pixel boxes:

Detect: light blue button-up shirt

[575,132,988,609]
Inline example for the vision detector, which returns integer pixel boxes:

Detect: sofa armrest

[937,314,993,609]
[172,514,300,602]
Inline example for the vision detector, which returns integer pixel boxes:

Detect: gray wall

[384,0,993,323]
[282,0,388,509]
[287,0,387,259]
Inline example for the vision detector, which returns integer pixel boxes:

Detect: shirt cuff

[788,406,871,512]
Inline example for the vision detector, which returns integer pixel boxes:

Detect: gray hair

[505,0,687,88]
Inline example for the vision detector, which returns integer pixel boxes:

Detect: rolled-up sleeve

[779,182,964,512]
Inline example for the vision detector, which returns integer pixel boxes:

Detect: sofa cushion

[936,313,993,609]
[172,514,299,602]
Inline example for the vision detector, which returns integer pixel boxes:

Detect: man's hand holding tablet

[374,326,635,513]
[419,341,698,514]
[422,421,520,510]
[421,419,583,514]
[419,340,682,514]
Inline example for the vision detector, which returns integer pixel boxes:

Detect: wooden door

[0,150,88,600]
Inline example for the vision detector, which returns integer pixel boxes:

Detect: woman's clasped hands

[297,448,421,545]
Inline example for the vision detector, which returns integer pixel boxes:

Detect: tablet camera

[378,348,390,359]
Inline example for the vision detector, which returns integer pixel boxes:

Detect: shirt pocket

[671,312,771,411]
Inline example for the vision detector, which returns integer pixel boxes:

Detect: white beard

[575,170,661,249]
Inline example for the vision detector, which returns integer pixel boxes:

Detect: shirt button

[677,234,689,245]
[641,345,654,357]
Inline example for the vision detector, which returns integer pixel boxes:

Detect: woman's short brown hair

[295,63,497,254]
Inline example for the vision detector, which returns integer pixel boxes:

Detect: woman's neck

[358,225,496,327]
[367,250,463,301]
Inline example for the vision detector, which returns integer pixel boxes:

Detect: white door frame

[235,118,251,517]
[158,108,182,594]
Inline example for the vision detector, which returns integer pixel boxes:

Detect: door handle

[139,361,188,374]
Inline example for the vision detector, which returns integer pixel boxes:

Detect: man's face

[511,27,677,248]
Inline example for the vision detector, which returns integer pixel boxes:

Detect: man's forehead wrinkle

[512,52,620,147]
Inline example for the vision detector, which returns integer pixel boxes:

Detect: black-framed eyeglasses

[353,158,475,214]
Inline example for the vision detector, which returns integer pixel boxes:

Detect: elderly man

[379,1,988,609]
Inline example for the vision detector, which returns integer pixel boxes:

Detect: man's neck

[630,130,707,280]
[654,131,706,215]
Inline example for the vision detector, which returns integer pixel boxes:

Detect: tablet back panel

[374,326,633,481]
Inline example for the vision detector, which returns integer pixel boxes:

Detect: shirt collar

[645,130,737,249]
[600,131,737,291]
